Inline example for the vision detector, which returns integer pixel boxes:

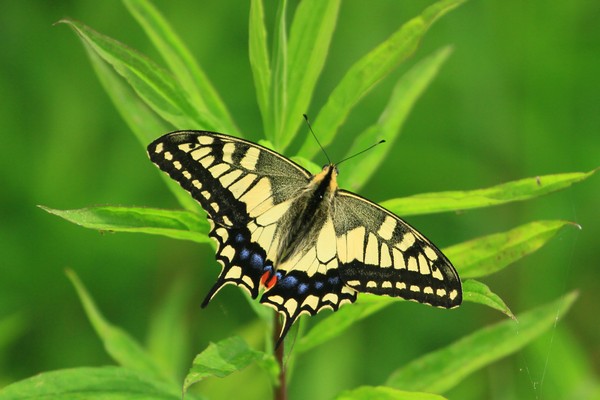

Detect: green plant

[1,0,595,399]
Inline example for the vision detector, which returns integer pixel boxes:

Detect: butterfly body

[148,131,461,345]
[273,165,336,264]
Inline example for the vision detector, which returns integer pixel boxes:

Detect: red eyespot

[260,271,278,290]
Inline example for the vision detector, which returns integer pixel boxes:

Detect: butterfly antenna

[336,139,386,166]
[303,114,331,165]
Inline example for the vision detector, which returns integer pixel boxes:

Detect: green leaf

[249,0,272,137]
[335,386,447,400]
[386,292,578,394]
[462,279,514,320]
[269,0,288,144]
[0,366,185,400]
[183,336,263,393]
[338,47,452,191]
[80,40,200,212]
[80,36,167,146]
[277,0,340,150]
[40,205,210,244]
[123,0,239,135]
[296,0,465,159]
[58,19,208,130]
[66,270,171,384]
[380,170,597,216]
[146,277,193,382]
[446,220,577,279]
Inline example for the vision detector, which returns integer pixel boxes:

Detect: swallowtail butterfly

[148,131,461,346]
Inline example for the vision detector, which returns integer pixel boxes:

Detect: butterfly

[148,130,462,347]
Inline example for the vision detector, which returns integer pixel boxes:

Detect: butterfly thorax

[274,164,339,265]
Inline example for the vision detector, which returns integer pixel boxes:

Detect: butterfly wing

[333,190,462,308]
[147,130,312,302]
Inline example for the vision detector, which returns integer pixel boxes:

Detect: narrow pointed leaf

[462,279,514,320]
[335,386,447,400]
[386,292,578,393]
[183,336,263,393]
[296,0,465,159]
[338,47,452,191]
[123,0,238,135]
[249,0,272,136]
[278,0,340,150]
[446,220,577,279]
[40,205,210,244]
[58,19,209,130]
[0,367,187,400]
[270,0,288,146]
[66,270,170,383]
[380,169,597,216]
[81,41,200,212]
[82,40,167,146]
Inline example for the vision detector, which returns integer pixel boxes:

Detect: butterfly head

[321,163,339,176]
[311,164,339,199]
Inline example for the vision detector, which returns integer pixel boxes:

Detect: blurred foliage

[0,1,598,399]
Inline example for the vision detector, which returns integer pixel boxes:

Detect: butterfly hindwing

[333,191,462,308]
[259,214,357,346]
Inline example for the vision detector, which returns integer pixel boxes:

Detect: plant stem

[274,312,287,400]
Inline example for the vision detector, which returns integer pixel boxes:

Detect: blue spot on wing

[280,275,298,288]
[328,276,340,286]
[250,253,264,269]
[240,248,250,260]
[263,264,274,273]
[298,283,309,294]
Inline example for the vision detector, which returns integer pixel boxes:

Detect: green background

[0,1,598,399]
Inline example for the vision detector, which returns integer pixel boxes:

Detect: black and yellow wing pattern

[148,131,461,346]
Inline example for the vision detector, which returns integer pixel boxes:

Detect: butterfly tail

[201,279,226,308]
[274,314,294,350]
